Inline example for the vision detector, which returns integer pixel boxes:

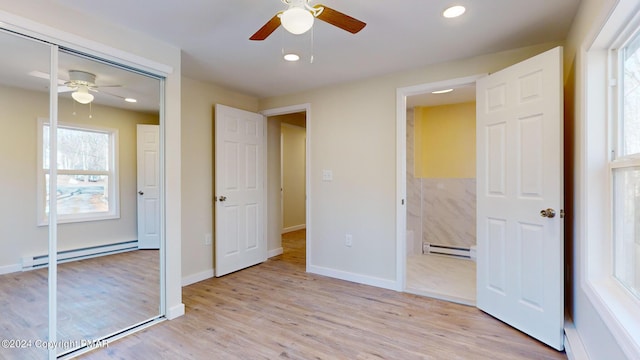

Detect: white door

[137,124,160,249]
[476,47,564,350]
[215,104,267,277]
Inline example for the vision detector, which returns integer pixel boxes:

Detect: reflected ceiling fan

[29,69,124,104]
[250,0,366,40]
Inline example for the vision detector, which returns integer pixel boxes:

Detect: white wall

[0,1,184,318]
[180,76,259,283]
[259,42,561,287]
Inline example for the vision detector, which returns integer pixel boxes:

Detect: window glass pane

[623,33,640,157]
[42,125,109,171]
[45,174,109,215]
[613,167,640,299]
[57,127,109,171]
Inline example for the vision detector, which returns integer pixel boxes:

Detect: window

[583,0,640,355]
[38,119,119,224]
[613,28,640,301]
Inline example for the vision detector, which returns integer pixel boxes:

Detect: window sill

[584,277,640,358]
[38,213,120,226]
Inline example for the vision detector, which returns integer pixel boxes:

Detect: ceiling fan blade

[250,13,282,41]
[314,5,366,34]
[58,85,74,93]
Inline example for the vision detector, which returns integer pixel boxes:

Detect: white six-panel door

[137,124,160,249]
[476,47,564,350]
[215,104,266,277]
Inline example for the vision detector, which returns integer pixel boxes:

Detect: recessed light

[283,53,300,62]
[443,5,466,18]
[432,89,454,94]
[125,98,137,103]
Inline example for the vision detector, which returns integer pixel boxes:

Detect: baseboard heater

[21,240,138,271]
[423,243,471,259]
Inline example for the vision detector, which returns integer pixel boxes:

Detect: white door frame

[262,104,311,270]
[395,74,486,291]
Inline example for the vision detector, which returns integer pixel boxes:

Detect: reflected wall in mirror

[0,29,52,360]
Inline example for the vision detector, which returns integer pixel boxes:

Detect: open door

[476,47,564,350]
[137,124,160,249]
[214,104,267,277]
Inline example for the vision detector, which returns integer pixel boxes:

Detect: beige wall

[180,76,259,282]
[259,42,561,284]
[281,124,306,231]
[0,85,158,270]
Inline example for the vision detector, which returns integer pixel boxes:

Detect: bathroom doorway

[403,77,480,306]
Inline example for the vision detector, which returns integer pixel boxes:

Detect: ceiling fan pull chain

[310,26,314,64]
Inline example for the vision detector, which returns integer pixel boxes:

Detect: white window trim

[37,117,120,225]
[582,0,640,357]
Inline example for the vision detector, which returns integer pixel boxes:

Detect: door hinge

[560,209,565,219]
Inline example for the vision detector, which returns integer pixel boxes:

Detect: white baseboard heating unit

[423,243,472,259]
[21,240,138,271]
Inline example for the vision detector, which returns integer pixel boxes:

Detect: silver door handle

[138,191,144,195]
[218,196,227,202]
[540,208,556,218]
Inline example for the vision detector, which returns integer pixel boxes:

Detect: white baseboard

[0,263,21,275]
[564,319,589,360]
[307,264,398,291]
[182,269,214,287]
[268,247,283,258]
[282,224,306,234]
[167,303,185,320]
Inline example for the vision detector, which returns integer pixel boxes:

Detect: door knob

[540,208,556,218]
[218,196,227,202]
[138,191,144,195]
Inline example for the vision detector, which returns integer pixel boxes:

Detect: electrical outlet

[345,234,353,247]
[205,233,212,246]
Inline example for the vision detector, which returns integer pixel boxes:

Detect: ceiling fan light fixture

[280,7,314,35]
[443,5,466,18]
[71,85,94,104]
[283,53,300,62]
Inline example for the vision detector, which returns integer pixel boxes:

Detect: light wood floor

[78,230,566,360]
[0,250,160,359]
[406,254,476,306]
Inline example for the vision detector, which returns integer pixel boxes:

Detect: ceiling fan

[29,69,124,104]
[62,70,122,104]
[250,0,366,41]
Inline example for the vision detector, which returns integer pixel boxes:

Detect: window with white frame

[38,119,119,225]
[613,29,640,300]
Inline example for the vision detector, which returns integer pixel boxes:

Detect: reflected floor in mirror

[0,250,160,359]
[406,253,476,306]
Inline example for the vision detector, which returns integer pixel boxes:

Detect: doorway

[397,75,483,305]
[403,80,479,306]
[263,104,310,269]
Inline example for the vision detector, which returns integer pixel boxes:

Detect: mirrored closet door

[0,26,164,359]
[54,50,163,356]
[0,29,52,360]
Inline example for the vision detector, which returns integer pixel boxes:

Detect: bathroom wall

[409,102,476,250]
[406,109,423,255]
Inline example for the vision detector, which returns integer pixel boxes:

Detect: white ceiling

[1,0,581,109]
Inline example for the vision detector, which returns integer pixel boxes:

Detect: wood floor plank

[77,230,566,360]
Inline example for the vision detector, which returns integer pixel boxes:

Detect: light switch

[322,169,333,181]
